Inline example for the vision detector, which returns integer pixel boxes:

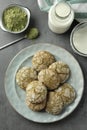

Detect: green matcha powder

[3,6,27,32]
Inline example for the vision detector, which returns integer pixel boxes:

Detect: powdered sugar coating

[26,81,47,103]
[32,51,56,71]
[49,61,70,83]
[45,92,64,115]
[38,69,60,90]
[16,67,37,89]
[55,83,76,106]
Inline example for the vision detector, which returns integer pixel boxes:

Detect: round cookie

[49,61,70,83]
[26,81,47,103]
[16,67,37,89]
[55,83,76,106]
[38,69,60,90]
[32,51,56,72]
[45,92,64,115]
[26,99,46,111]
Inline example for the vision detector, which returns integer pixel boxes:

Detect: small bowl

[70,22,87,57]
[0,4,30,34]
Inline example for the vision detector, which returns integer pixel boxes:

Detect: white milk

[48,2,74,34]
[73,24,87,54]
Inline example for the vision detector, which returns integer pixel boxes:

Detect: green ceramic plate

[5,43,84,123]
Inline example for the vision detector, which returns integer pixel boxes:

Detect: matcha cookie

[32,51,56,71]
[26,81,47,103]
[55,83,76,106]
[38,69,60,90]
[49,61,70,83]
[45,92,64,115]
[16,67,37,89]
[26,99,46,111]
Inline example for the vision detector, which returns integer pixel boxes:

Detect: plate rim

[4,43,84,123]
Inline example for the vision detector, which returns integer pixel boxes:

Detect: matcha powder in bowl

[2,5,30,33]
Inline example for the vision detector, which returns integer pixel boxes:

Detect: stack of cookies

[16,50,76,115]
[26,81,47,111]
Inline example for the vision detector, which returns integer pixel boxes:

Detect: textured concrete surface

[0,0,87,130]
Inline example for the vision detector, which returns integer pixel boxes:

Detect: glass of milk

[70,22,87,57]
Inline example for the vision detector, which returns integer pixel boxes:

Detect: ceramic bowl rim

[0,4,31,34]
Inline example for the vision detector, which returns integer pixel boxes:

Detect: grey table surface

[0,0,87,130]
